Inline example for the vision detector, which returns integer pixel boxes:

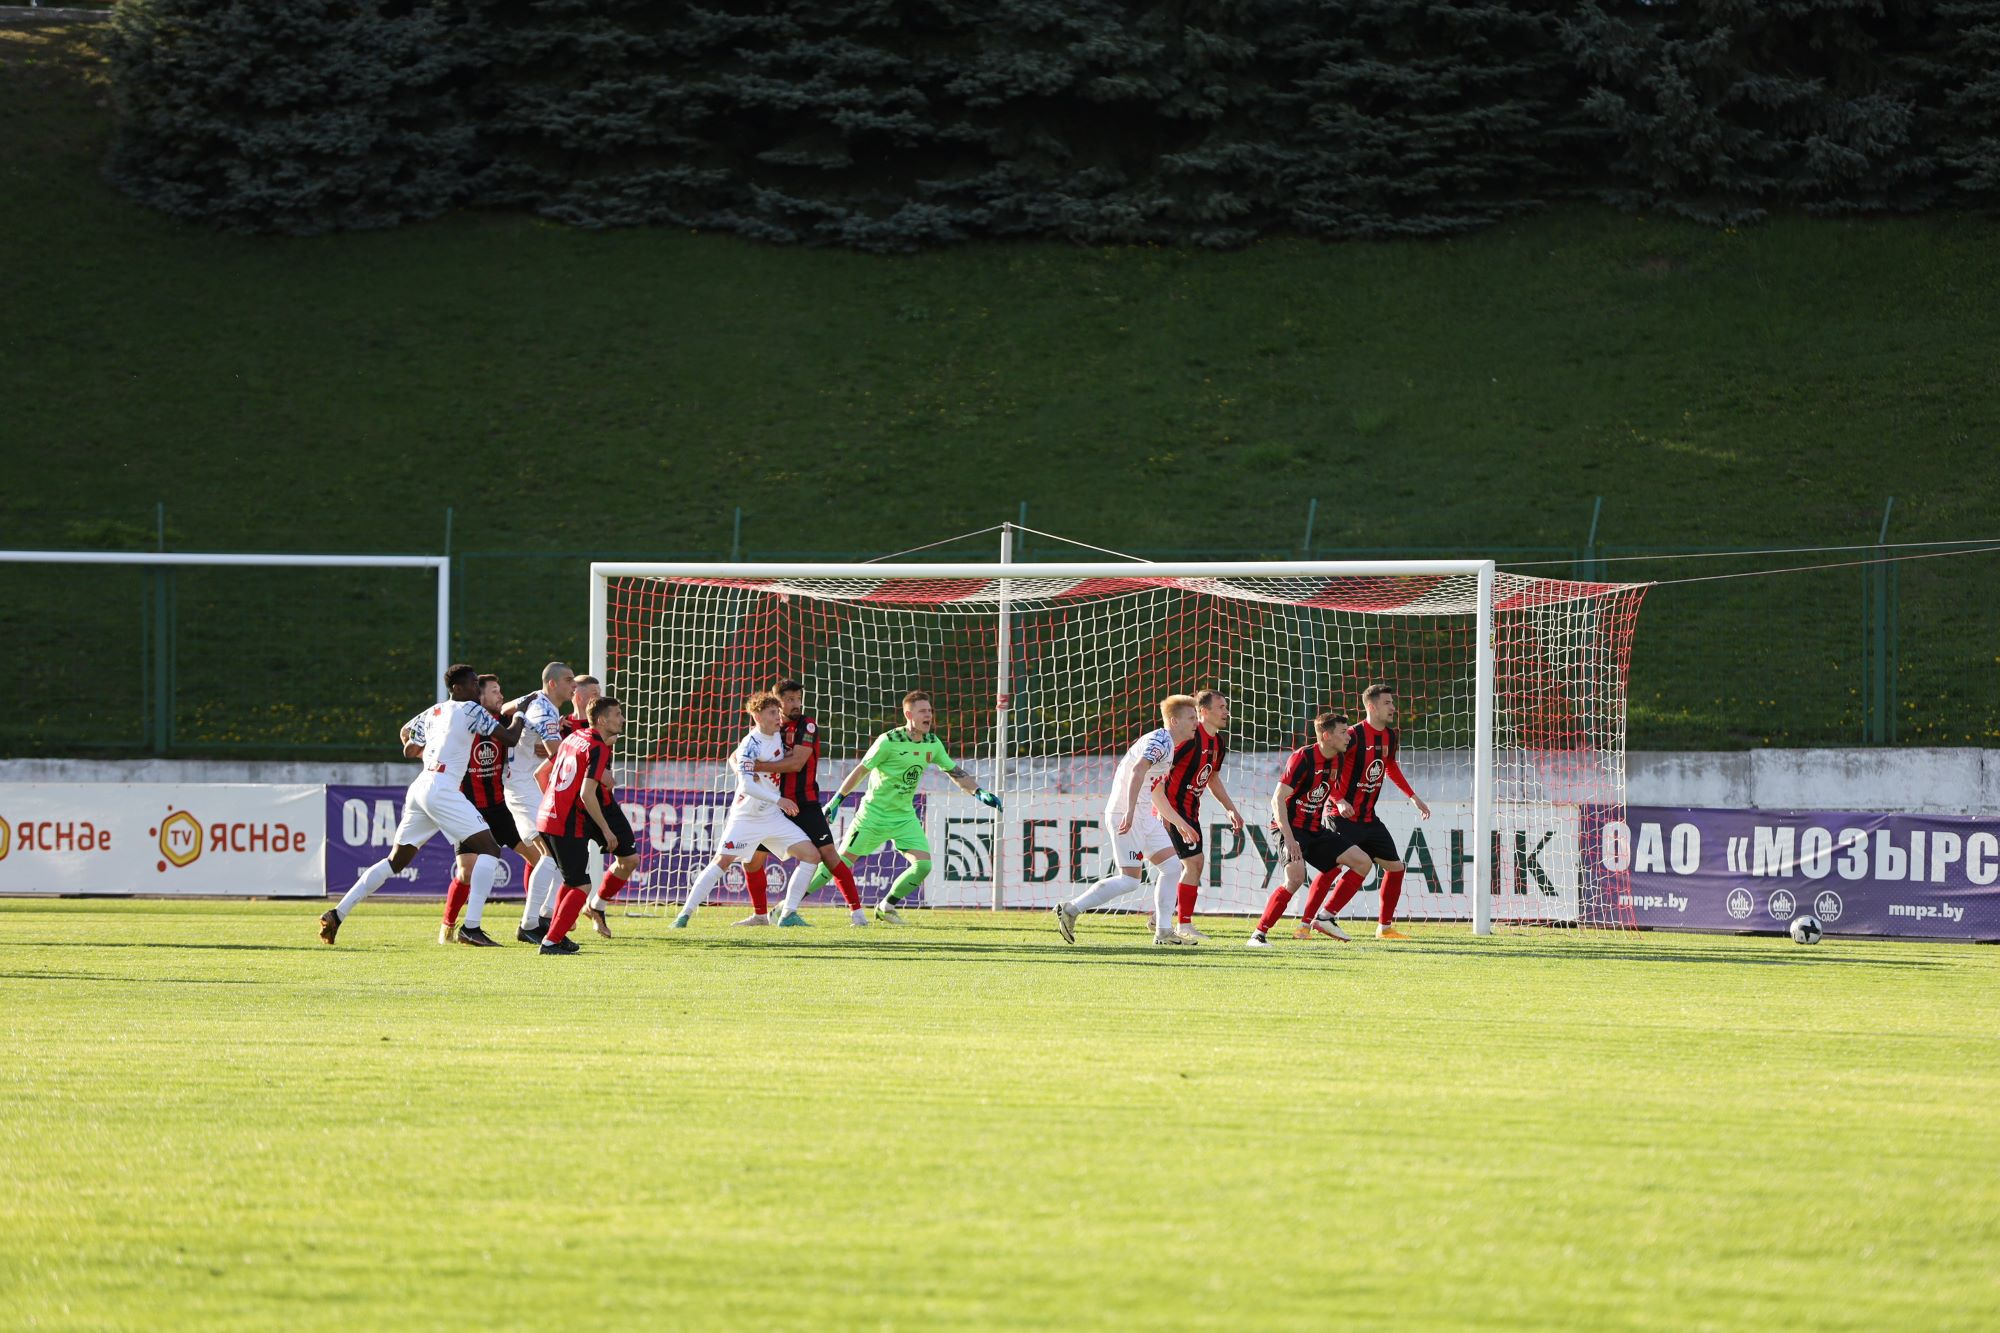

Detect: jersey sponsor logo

[901,764,923,786]
[1308,779,1329,803]
[804,721,816,734]
[1364,758,1385,787]
[1196,761,1213,787]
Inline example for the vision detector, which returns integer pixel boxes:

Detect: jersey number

[549,751,581,793]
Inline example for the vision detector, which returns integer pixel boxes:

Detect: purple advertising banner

[1604,806,2000,941]
[324,785,922,906]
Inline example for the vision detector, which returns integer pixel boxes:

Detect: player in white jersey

[319,663,526,944]
[670,692,826,929]
[1053,694,1202,946]
[502,661,576,943]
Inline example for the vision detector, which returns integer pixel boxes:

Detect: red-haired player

[1160,688,1246,939]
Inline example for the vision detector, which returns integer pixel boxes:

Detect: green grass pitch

[3,900,1998,1328]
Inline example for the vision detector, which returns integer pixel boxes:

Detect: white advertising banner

[0,783,324,897]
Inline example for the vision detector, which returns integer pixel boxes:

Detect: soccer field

[3,902,1997,1329]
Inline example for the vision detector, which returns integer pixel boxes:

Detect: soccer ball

[1788,915,1823,945]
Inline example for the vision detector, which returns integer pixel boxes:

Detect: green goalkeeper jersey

[852,727,957,820]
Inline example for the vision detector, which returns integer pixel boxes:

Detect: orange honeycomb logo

[0,816,10,862]
[155,808,203,870]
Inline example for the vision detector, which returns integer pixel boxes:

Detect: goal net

[597,562,1647,931]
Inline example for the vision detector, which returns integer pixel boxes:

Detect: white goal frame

[0,550,453,700]
[591,558,1500,934]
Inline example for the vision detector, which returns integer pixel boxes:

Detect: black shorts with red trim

[456,801,520,854]
[544,831,595,887]
[1330,816,1398,864]
[588,801,639,858]
[1166,812,1203,860]
[789,802,837,850]
[1290,824,1359,873]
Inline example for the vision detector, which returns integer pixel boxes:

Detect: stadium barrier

[6,782,1998,939]
[1610,807,2000,941]
[0,783,322,896]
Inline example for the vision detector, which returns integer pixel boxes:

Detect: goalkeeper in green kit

[792,689,1001,924]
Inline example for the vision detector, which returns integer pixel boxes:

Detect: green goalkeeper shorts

[841,806,930,859]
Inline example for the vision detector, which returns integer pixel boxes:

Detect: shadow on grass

[0,940,322,953]
[608,928,1946,971]
[0,969,270,984]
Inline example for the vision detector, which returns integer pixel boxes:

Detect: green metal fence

[6,504,1989,759]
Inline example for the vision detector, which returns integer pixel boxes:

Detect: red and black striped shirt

[1334,722,1401,823]
[536,727,613,837]
[460,717,509,810]
[1160,724,1227,819]
[1277,742,1346,831]
[778,712,821,804]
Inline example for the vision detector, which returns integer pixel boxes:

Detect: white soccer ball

[1788,914,1823,945]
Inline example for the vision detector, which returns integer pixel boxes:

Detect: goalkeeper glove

[822,793,846,824]
[974,787,1003,811]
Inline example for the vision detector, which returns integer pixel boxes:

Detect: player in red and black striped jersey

[1245,710,1375,947]
[533,694,635,953]
[739,679,865,924]
[1315,682,1432,940]
[1161,689,1246,939]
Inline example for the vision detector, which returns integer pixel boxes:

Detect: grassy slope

[1,900,1997,1328]
[3,23,1997,753]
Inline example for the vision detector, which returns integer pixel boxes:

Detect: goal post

[0,550,452,755]
[591,559,1646,932]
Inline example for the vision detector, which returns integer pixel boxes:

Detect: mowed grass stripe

[1,901,1996,1329]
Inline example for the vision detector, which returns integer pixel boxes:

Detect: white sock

[336,858,392,918]
[1070,870,1141,913]
[780,862,815,917]
[465,856,498,929]
[1153,857,1184,934]
[681,862,725,916]
[522,857,559,927]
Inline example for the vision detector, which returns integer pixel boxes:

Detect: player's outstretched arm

[946,769,1003,810]
[1210,773,1245,832]
[1384,756,1430,819]
[750,750,810,774]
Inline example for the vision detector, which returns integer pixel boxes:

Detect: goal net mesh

[603,570,1647,928]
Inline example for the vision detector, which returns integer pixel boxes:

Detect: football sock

[1326,868,1366,916]
[1256,886,1294,933]
[1176,878,1199,925]
[1070,870,1140,913]
[442,878,469,927]
[780,863,814,917]
[465,856,498,928]
[336,858,392,919]
[1152,857,1184,933]
[599,869,630,902]
[681,861,725,915]
[747,868,769,917]
[805,862,832,896]
[1299,868,1338,922]
[1378,869,1405,924]
[523,857,560,929]
[546,886,587,944]
[887,858,932,903]
[829,861,862,910]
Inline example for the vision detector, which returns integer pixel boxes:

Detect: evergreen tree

[1562,0,1939,224]
[1937,1,2000,204]
[107,0,473,234]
